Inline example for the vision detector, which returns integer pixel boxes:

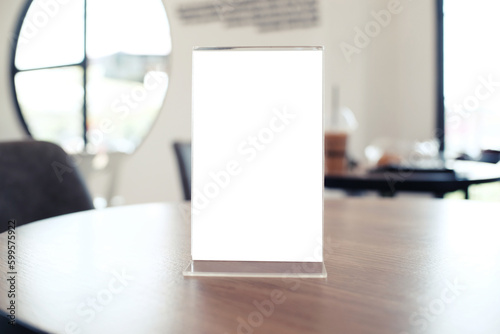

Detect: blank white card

[191,47,323,262]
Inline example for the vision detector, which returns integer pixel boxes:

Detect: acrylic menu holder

[184,47,326,278]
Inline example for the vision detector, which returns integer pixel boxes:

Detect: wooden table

[1,199,500,334]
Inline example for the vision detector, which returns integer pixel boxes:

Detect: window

[11,0,171,154]
[440,0,500,158]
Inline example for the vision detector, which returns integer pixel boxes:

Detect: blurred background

[1,0,498,205]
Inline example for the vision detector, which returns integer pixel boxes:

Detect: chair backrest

[480,150,500,164]
[0,140,94,232]
[173,142,191,200]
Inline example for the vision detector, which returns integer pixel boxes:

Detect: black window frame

[436,0,445,153]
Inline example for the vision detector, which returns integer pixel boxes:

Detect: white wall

[0,0,435,204]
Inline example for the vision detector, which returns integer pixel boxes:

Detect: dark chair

[0,140,94,232]
[173,142,191,200]
[479,150,500,164]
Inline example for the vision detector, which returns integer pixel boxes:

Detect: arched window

[11,0,172,154]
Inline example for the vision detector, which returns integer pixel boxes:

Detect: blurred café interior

[1,0,499,207]
[2,1,500,333]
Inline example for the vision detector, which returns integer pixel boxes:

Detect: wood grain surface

[1,198,500,334]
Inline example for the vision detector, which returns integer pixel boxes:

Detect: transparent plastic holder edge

[183,260,327,278]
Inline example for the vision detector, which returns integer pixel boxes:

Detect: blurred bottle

[324,86,358,175]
